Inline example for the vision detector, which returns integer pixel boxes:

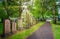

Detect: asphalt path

[27,22,54,39]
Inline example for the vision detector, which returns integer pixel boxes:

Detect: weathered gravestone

[3,19,11,36]
[12,21,16,33]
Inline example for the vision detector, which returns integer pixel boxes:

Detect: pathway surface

[27,22,54,39]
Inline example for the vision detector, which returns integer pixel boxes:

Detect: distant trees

[0,0,57,24]
[41,0,57,24]
[29,0,57,23]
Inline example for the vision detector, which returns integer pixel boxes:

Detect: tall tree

[52,0,56,24]
[2,0,10,18]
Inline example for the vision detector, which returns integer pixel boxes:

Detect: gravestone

[12,21,16,33]
[4,19,10,35]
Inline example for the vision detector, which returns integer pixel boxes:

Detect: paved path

[27,22,54,39]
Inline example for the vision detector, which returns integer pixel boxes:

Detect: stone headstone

[4,19,10,35]
[12,21,16,33]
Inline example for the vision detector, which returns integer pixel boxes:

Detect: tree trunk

[19,0,23,19]
[52,2,56,24]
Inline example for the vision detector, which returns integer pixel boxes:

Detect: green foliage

[23,0,30,2]
[7,0,20,18]
[0,0,56,19]
[7,0,19,6]
[0,0,57,19]
[8,6,19,18]
[28,0,41,19]
[0,2,8,19]
[0,0,19,19]
[28,0,55,20]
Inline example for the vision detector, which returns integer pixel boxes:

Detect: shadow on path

[27,22,54,39]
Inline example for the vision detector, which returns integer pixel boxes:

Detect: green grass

[0,23,3,35]
[51,23,60,39]
[6,22,44,39]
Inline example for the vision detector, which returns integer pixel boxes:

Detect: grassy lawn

[51,23,60,39]
[5,22,44,39]
[0,23,3,35]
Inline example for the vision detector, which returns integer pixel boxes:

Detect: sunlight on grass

[6,22,44,39]
[51,23,60,39]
